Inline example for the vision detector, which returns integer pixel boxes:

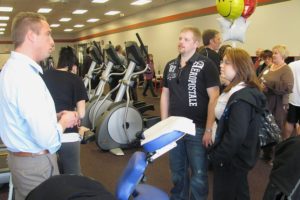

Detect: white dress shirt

[288,60,300,106]
[0,51,62,154]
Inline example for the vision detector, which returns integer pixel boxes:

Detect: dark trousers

[130,78,138,101]
[57,141,81,175]
[143,79,157,96]
[263,183,287,200]
[213,163,250,200]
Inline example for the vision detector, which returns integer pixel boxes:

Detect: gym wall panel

[74,0,300,73]
[0,53,10,69]
[0,0,298,72]
[0,43,71,68]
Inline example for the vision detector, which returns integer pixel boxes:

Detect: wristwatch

[205,128,212,133]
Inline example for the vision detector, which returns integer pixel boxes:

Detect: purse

[259,109,282,148]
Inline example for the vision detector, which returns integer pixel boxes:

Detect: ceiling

[0,0,181,39]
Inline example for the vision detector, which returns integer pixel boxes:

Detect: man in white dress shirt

[0,12,78,199]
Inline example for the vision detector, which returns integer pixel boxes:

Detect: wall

[1,0,299,71]
[72,0,300,72]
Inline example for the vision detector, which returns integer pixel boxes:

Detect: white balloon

[217,16,250,43]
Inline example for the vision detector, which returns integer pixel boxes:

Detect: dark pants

[169,128,208,200]
[263,183,287,200]
[109,76,123,101]
[143,79,157,96]
[57,141,81,175]
[130,78,138,101]
[213,162,250,200]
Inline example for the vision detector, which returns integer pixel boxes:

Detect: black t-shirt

[199,47,221,73]
[163,52,220,127]
[43,70,89,132]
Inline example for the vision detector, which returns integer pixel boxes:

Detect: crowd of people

[0,11,299,200]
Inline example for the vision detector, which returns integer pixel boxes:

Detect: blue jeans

[169,128,208,200]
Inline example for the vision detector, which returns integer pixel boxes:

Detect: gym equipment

[95,41,146,155]
[0,142,14,200]
[81,43,126,130]
[85,34,160,155]
[95,33,157,155]
[82,41,104,99]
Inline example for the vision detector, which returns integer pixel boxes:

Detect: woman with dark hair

[208,48,266,200]
[256,49,273,76]
[43,46,89,175]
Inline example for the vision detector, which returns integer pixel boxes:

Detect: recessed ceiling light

[87,18,99,23]
[105,11,120,16]
[38,8,52,13]
[131,0,152,6]
[74,24,85,28]
[0,23,7,27]
[64,29,73,32]
[0,32,4,35]
[72,10,87,14]
[0,28,5,31]
[92,0,109,3]
[59,18,71,22]
[50,24,60,27]
[0,16,9,21]
[0,7,13,12]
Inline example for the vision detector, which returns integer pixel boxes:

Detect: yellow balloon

[216,0,244,20]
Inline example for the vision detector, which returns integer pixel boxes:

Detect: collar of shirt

[176,52,201,68]
[11,51,43,75]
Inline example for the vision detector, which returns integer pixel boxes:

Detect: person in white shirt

[284,60,300,139]
[0,12,78,200]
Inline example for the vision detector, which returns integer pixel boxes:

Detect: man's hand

[202,131,213,148]
[78,126,90,137]
[59,111,79,130]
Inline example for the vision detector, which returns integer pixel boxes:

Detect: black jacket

[209,86,266,170]
[270,136,300,196]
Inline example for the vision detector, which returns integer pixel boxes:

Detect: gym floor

[0,86,272,199]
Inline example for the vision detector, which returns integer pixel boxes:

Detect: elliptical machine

[95,37,150,155]
[84,44,127,130]
[82,41,105,99]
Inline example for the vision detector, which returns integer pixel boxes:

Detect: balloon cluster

[216,0,257,43]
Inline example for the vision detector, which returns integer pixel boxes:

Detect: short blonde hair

[272,45,289,59]
[180,27,201,43]
[11,12,46,48]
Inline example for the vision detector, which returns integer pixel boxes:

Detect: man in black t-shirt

[198,29,222,73]
[161,27,220,200]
